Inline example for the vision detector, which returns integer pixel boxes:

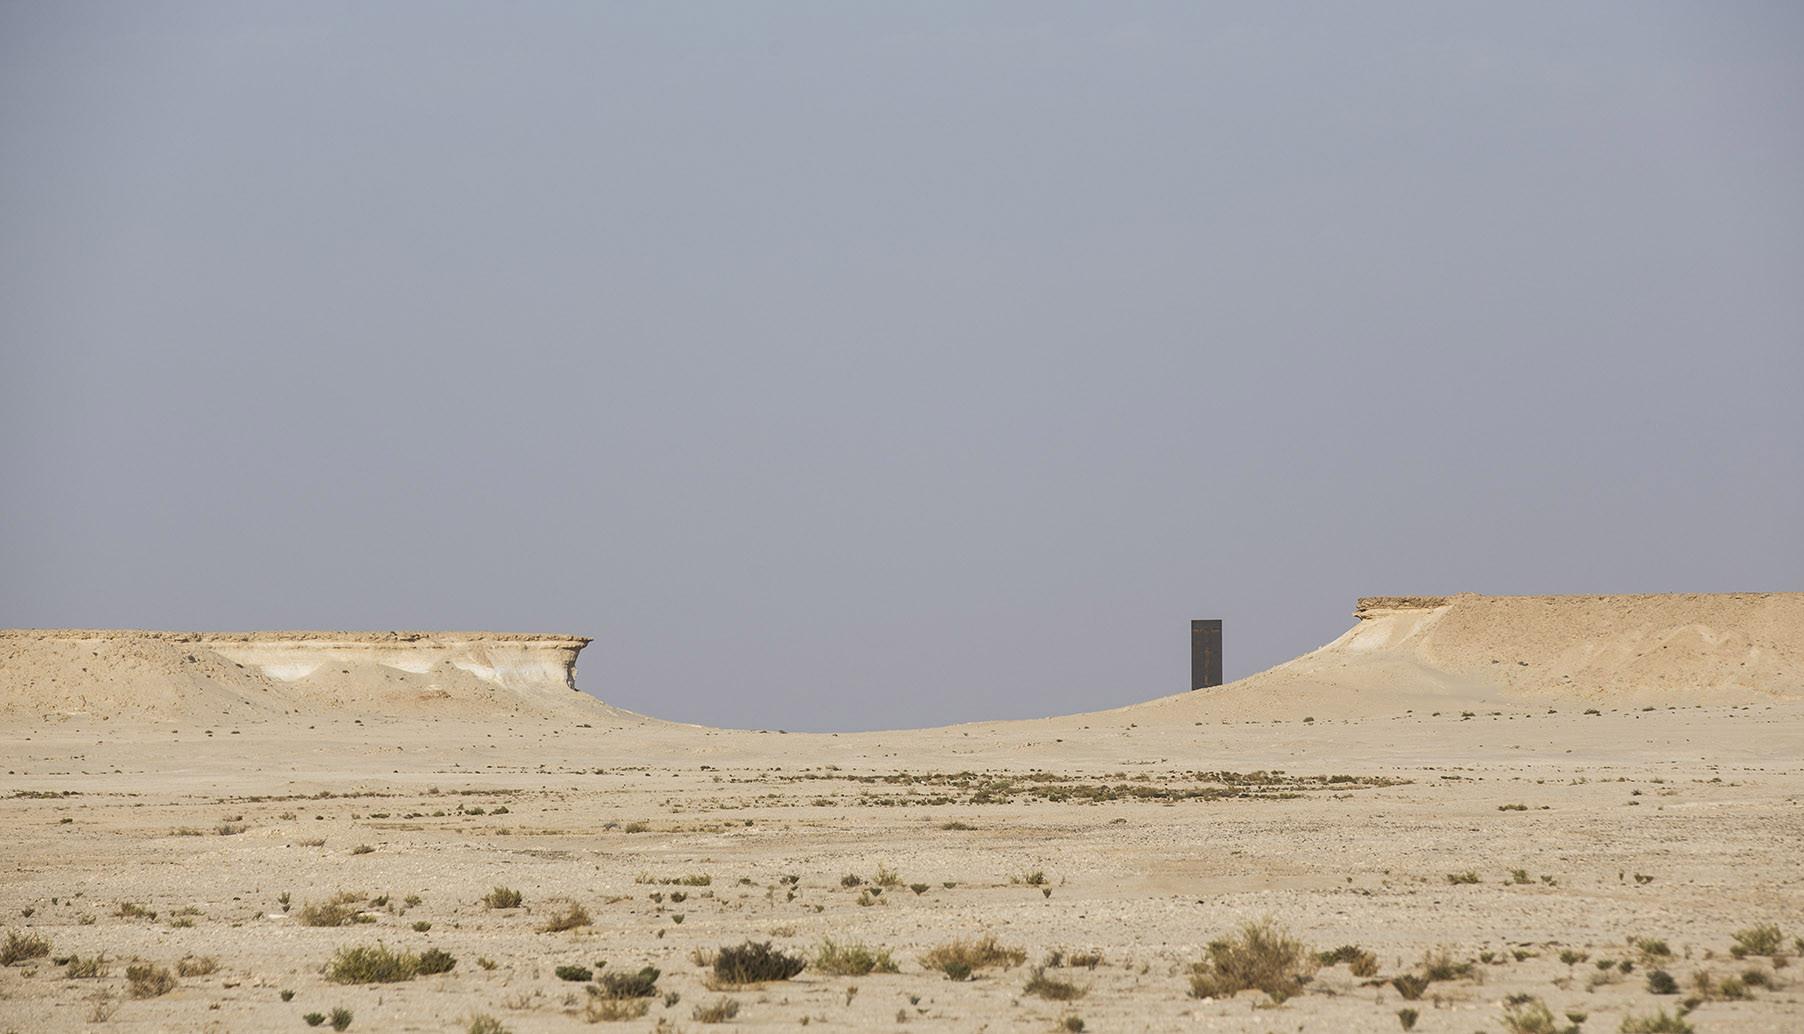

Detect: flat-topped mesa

[1353,596,1452,617]
[0,629,597,718]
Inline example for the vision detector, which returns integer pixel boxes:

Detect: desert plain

[1,594,1801,1033]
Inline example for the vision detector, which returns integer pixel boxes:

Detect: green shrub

[1397,1008,1418,1030]
[713,942,805,984]
[1188,919,1316,1003]
[921,935,1026,979]
[325,944,417,984]
[555,964,593,982]
[329,1007,353,1031]
[1,929,50,966]
[1392,974,1429,1000]
[814,939,899,976]
[1620,1009,1693,1034]
[483,886,523,909]
[416,948,456,975]
[540,900,591,932]
[1501,998,1564,1034]
[304,1014,326,1027]
[692,997,741,1023]
[1316,944,1378,977]
[126,963,177,998]
[583,997,649,1021]
[467,1017,510,1034]
[596,965,661,998]
[1421,947,1476,982]
[1647,969,1678,994]
[1731,924,1784,958]
[1023,966,1085,1000]
[299,893,370,928]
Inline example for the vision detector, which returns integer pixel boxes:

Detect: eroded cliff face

[0,630,595,719]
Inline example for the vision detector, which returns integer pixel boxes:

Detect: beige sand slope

[1135,592,1804,721]
[0,630,627,721]
[3,593,1800,725]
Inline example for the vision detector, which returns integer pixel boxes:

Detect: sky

[2,2,1801,731]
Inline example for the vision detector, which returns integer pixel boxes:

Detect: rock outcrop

[0,630,599,719]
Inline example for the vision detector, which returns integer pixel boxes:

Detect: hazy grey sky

[3,3,1800,731]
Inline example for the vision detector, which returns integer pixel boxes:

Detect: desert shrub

[1392,974,1429,1000]
[1421,947,1476,982]
[540,900,592,933]
[304,1014,327,1027]
[65,953,108,978]
[713,942,805,985]
[596,965,661,998]
[325,943,418,983]
[1023,966,1086,1000]
[1060,1017,1085,1032]
[556,964,594,982]
[1397,1008,1418,1030]
[115,902,156,920]
[1,929,50,965]
[692,997,741,1023]
[1501,998,1564,1034]
[1731,924,1783,958]
[1689,969,1750,1000]
[176,955,218,976]
[921,935,1026,979]
[467,1017,511,1034]
[126,963,177,998]
[1187,919,1316,1003]
[814,939,899,976]
[583,997,649,1021]
[1632,937,1673,962]
[416,948,456,975]
[1446,871,1480,885]
[329,1007,354,1031]
[483,886,523,909]
[1620,1009,1693,1034]
[1741,966,1773,988]
[1316,944,1378,977]
[299,892,370,928]
[1647,969,1678,994]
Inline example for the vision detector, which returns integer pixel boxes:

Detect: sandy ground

[2,702,1801,1033]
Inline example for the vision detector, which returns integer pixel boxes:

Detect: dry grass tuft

[920,935,1027,980]
[1023,966,1086,1001]
[299,892,371,928]
[325,943,418,984]
[126,963,177,998]
[1,929,50,966]
[1188,919,1316,1004]
[540,900,592,933]
[814,939,899,976]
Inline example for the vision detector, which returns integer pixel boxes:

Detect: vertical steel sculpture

[1191,619,1222,690]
